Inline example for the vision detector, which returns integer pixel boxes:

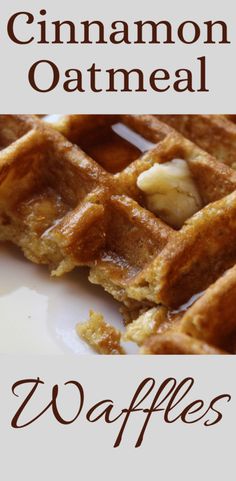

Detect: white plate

[0,243,137,355]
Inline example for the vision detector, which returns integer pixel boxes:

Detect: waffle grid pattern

[1,114,236,354]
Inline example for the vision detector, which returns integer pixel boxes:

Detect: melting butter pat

[137,159,202,228]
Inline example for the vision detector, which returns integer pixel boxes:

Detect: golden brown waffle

[77,310,125,355]
[0,115,111,275]
[1,113,236,354]
[154,115,236,168]
[139,263,236,354]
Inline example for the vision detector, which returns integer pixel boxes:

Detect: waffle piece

[0,115,111,274]
[123,305,169,346]
[139,264,236,354]
[76,310,125,354]
[1,114,236,355]
[179,264,236,351]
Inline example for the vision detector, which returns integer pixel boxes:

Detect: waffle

[139,263,236,354]
[1,113,236,354]
[154,115,236,168]
[0,115,111,275]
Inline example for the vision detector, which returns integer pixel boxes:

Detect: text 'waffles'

[11,377,231,447]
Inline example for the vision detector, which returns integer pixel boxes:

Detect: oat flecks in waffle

[1,114,236,354]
